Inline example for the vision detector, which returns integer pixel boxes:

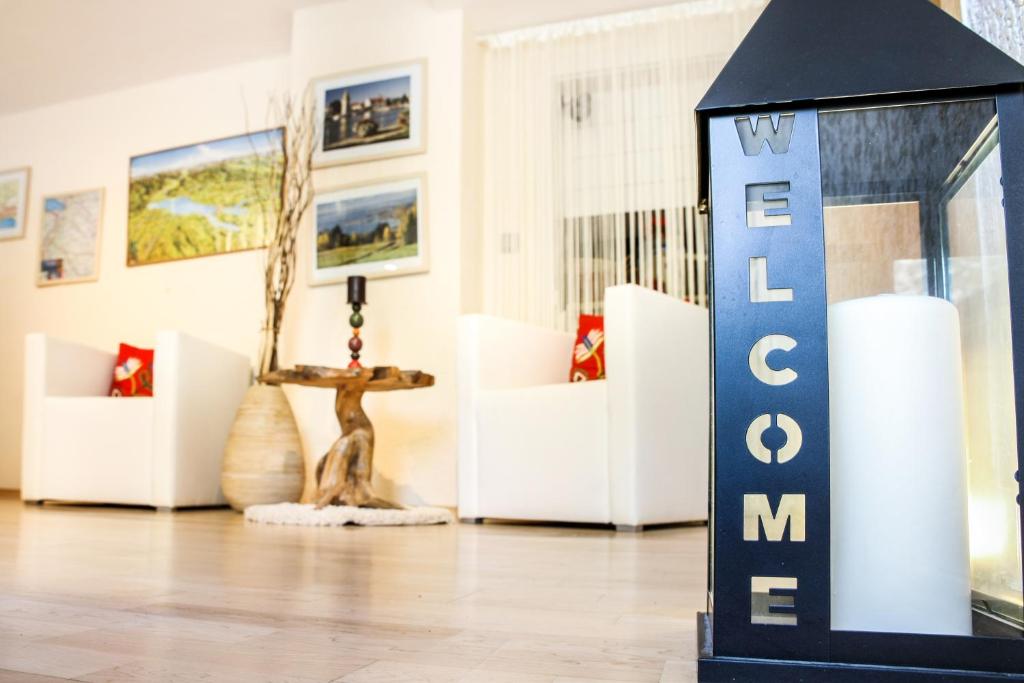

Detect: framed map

[0,166,31,241]
[38,188,103,286]
[127,129,284,266]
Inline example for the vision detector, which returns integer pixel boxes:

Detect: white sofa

[21,332,250,509]
[457,284,709,530]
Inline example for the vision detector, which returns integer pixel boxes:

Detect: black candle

[347,275,367,305]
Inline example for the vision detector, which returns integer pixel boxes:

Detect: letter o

[746,413,803,464]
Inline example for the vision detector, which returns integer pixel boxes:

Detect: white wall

[281,0,464,507]
[0,0,466,507]
[0,0,701,505]
[0,56,289,489]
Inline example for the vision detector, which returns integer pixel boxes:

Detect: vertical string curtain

[481,0,765,330]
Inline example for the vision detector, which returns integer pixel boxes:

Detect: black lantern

[695,0,1024,680]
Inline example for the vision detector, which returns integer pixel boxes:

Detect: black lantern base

[698,657,1024,682]
[696,614,1024,682]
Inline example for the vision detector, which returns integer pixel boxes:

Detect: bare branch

[257,85,319,378]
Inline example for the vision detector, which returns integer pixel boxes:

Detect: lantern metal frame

[694,1,1024,680]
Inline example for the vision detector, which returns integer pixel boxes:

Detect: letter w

[735,113,795,156]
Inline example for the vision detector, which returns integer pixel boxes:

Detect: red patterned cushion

[110,343,154,397]
[570,314,605,382]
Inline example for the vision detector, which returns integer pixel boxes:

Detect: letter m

[735,113,795,156]
[744,494,805,541]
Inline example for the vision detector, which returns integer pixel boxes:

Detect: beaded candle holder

[346,275,367,369]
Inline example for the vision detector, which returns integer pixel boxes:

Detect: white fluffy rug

[244,502,453,527]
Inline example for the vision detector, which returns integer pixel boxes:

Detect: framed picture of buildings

[311,174,427,285]
[0,166,31,241]
[127,128,284,266]
[312,60,426,167]
[38,188,103,286]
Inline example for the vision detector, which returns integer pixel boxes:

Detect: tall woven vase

[221,384,304,511]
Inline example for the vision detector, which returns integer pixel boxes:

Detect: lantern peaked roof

[695,0,1024,204]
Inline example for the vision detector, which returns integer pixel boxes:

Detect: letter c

[749,335,798,386]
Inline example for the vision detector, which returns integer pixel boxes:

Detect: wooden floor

[0,493,707,682]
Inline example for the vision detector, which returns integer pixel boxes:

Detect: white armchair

[21,332,250,509]
[457,284,709,530]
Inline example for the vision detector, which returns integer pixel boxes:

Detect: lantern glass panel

[818,98,1022,638]
[948,135,1023,631]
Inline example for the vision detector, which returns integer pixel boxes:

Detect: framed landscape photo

[38,188,103,286]
[127,128,284,267]
[312,174,427,285]
[0,166,31,241]
[313,60,425,167]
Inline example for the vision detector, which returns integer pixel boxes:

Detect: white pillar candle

[829,295,972,636]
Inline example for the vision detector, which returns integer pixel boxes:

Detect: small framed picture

[312,174,427,285]
[38,188,103,286]
[312,60,426,167]
[0,166,31,241]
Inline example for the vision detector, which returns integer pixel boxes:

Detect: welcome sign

[708,109,830,660]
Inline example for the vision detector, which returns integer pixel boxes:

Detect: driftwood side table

[260,365,434,509]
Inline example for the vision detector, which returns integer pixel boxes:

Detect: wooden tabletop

[260,365,434,393]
